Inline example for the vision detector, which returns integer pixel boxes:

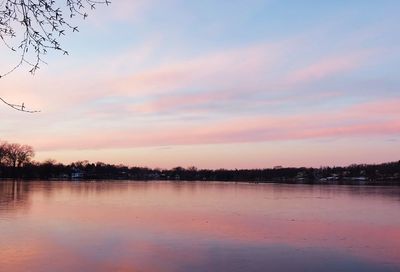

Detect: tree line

[0,142,399,184]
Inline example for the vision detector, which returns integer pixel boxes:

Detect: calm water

[0,181,399,272]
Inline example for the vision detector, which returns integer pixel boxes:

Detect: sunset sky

[0,0,399,169]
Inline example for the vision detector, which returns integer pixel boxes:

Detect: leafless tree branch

[0,96,40,113]
[0,0,111,112]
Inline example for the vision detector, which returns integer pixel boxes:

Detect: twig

[0,96,40,113]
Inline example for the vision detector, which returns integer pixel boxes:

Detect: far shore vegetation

[1,141,399,184]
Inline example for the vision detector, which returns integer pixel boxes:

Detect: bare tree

[0,141,8,165]
[4,143,20,167]
[1,142,35,167]
[16,144,35,167]
[0,0,111,112]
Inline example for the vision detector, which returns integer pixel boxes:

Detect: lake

[0,181,399,272]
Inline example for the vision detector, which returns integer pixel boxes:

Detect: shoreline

[1,178,400,186]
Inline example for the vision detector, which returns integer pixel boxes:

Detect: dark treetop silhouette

[1,141,399,184]
[0,0,110,112]
[0,141,34,168]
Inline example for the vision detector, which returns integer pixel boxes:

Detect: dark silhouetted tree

[0,142,8,166]
[1,142,34,167]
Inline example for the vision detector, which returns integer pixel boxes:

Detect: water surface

[0,181,399,271]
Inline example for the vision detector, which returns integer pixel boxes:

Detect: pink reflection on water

[0,181,399,271]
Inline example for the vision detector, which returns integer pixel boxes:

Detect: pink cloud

[112,40,290,96]
[133,90,233,114]
[287,50,372,84]
[26,98,400,152]
[1,36,374,118]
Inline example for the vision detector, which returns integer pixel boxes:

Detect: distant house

[71,168,84,179]
[148,173,160,180]
[351,177,367,181]
[319,175,339,183]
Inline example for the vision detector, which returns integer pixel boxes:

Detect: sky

[0,0,399,169]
